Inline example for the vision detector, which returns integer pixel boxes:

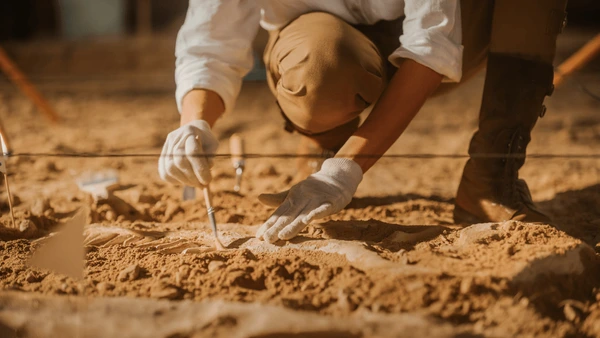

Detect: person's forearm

[336,59,443,172]
[180,89,225,127]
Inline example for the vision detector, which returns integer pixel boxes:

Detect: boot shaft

[469,53,554,176]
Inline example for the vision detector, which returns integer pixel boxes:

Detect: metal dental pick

[202,185,225,250]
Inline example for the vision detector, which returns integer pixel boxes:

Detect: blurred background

[0,0,598,93]
[0,0,189,39]
[0,0,270,94]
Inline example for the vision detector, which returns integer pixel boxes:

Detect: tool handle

[202,186,213,210]
[229,134,245,166]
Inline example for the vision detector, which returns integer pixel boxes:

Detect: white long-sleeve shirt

[175,0,463,113]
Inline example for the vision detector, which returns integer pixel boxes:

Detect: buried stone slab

[0,292,463,338]
[81,223,440,276]
[453,221,599,283]
[81,222,598,285]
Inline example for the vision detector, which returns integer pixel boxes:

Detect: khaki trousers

[264,0,567,151]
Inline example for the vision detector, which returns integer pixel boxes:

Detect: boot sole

[453,205,484,225]
[454,204,555,226]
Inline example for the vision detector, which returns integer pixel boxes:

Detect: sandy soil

[0,28,599,337]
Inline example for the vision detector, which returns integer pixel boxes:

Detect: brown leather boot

[454,53,555,224]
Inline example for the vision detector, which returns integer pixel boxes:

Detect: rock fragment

[459,278,473,295]
[117,264,141,282]
[25,271,43,283]
[164,200,183,221]
[256,164,278,177]
[563,304,579,323]
[137,193,158,205]
[150,282,182,300]
[208,261,225,272]
[96,282,115,293]
[31,198,52,217]
[19,220,38,235]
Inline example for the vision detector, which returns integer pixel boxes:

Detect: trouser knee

[265,12,385,149]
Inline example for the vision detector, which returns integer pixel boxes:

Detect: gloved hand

[256,158,363,243]
[158,120,219,187]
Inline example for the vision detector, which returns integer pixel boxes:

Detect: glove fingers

[258,191,289,207]
[171,134,209,187]
[255,215,276,240]
[278,216,308,241]
[165,138,197,187]
[263,215,295,243]
[167,164,197,187]
[159,138,189,186]
[279,202,330,240]
[302,203,333,224]
[158,121,220,188]
[256,200,291,240]
[185,135,212,186]
[172,135,193,171]
[262,200,308,243]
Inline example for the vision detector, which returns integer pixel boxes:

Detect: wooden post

[554,33,600,87]
[0,46,60,123]
[136,0,152,37]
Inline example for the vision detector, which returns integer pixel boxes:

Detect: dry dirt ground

[0,28,599,337]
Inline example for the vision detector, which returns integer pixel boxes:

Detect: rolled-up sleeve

[175,0,261,113]
[389,0,463,82]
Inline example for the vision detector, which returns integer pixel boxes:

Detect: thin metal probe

[4,173,15,228]
[202,185,225,250]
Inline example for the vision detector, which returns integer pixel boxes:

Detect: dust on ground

[0,28,599,337]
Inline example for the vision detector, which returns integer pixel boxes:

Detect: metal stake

[3,173,15,228]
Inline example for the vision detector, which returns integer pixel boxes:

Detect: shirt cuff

[175,63,243,115]
[389,31,464,83]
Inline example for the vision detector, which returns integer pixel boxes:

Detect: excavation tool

[229,134,245,192]
[202,185,225,250]
[0,123,15,228]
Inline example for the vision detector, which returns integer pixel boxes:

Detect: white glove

[256,158,363,243]
[158,120,219,187]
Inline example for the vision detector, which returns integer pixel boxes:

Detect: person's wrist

[185,120,212,133]
[317,158,363,194]
[180,89,225,127]
[180,109,204,126]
